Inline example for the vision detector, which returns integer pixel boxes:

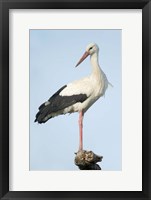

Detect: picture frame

[0,0,150,199]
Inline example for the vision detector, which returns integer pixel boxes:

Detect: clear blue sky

[30,29,121,171]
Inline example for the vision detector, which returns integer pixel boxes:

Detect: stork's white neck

[89,51,109,96]
[90,52,102,76]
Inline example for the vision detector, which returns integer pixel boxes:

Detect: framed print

[0,0,151,200]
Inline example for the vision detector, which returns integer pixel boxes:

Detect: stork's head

[75,43,99,67]
[86,43,99,55]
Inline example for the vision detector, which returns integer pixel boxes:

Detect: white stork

[35,43,109,151]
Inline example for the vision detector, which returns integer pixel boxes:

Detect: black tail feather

[34,103,52,123]
[34,85,67,123]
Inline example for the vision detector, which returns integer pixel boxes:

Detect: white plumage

[35,43,109,151]
[60,44,108,112]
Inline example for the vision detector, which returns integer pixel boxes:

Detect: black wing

[35,85,88,123]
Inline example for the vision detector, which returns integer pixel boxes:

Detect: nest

[74,150,103,170]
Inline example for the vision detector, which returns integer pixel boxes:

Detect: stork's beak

[75,51,90,67]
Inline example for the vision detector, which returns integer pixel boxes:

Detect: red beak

[75,51,90,67]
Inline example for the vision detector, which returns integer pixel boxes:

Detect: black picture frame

[0,0,151,199]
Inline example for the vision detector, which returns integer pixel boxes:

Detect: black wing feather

[35,85,88,123]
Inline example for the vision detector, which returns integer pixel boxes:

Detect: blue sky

[30,29,121,170]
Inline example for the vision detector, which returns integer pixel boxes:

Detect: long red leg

[78,111,84,151]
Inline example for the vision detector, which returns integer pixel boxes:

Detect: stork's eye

[89,47,93,50]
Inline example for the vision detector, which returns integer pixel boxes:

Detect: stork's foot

[74,150,103,170]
